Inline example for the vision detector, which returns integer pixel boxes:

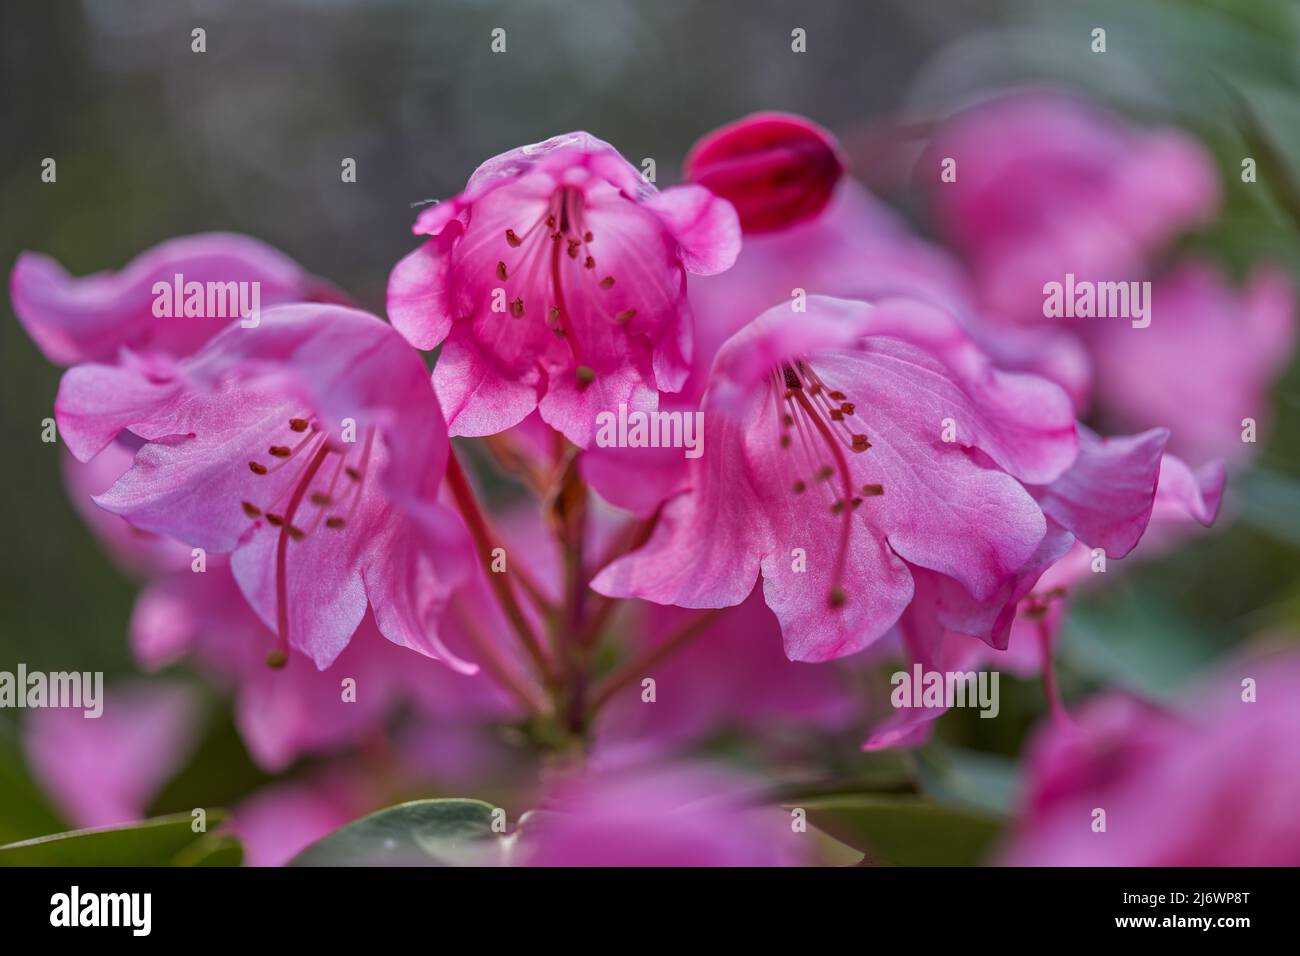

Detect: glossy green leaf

[0,810,227,867]
[289,798,500,867]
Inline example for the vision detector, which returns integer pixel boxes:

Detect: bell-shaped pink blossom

[922,89,1219,322]
[60,420,521,772]
[387,132,741,446]
[1002,653,1300,865]
[594,295,1083,662]
[54,303,469,671]
[684,111,844,233]
[10,232,345,366]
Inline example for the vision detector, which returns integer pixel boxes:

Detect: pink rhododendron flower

[863,447,1224,750]
[595,295,1090,662]
[10,232,345,366]
[684,111,844,233]
[387,132,740,446]
[59,417,520,772]
[1089,262,1296,464]
[922,90,1219,322]
[55,303,469,671]
[1002,653,1300,865]
[23,682,200,829]
[517,762,809,866]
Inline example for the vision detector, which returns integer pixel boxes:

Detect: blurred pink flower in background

[517,762,809,866]
[1088,262,1296,465]
[23,682,200,829]
[226,773,374,868]
[921,90,1220,324]
[594,588,862,753]
[1002,653,1300,865]
[10,232,346,367]
[387,131,740,446]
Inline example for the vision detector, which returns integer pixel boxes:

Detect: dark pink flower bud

[684,112,844,234]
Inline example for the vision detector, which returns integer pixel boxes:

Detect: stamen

[249,462,268,475]
[289,418,310,432]
[785,369,858,612]
[273,443,333,660]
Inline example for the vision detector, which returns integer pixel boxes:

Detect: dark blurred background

[3,0,1300,834]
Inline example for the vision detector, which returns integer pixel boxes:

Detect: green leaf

[0,810,227,866]
[289,799,500,867]
[796,796,1003,866]
[173,834,244,867]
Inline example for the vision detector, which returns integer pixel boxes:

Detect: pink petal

[1034,425,1168,559]
[11,233,344,366]
[643,184,741,275]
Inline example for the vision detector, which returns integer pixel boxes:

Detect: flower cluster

[11,93,1297,866]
